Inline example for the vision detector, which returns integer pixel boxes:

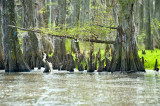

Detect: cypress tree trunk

[139,0,144,35]
[110,1,145,73]
[155,0,160,21]
[71,0,81,54]
[22,0,40,69]
[36,0,45,27]
[2,0,30,72]
[81,0,90,23]
[72,0,81,26]
[54,0,66,63]
[150,0,154,18]
[0,2,4,69]
[88,42,94,72]
[87,0,95,72]
[134,0,139,43]
[145,0,153,50]
[155,0,160,35]
[154,0,160,48]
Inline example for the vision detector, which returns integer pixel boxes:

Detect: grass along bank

[138,49,160,70]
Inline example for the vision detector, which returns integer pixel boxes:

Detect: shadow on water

[0,69,160,105]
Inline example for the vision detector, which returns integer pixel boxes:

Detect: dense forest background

[0,0,160,73]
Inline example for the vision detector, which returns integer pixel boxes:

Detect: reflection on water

[0,69,160,105]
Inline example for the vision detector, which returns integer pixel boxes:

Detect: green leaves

[38,22,114,41]
[152,18,160,31]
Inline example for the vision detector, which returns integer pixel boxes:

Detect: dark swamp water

[0,69,160,106]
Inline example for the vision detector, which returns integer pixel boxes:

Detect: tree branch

[97,25,119,29]
[8,25,115,44]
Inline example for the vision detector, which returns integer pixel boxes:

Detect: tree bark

[88,41,95,72]
[81,0,90,23]
[0,2,4,69]
[145,0,153,50]
[71,0,81,54]
[36,0,45,27]
[155,0,160,39]
[155,0,160,21]
[2,0,30,72]
[139,0,144,35]
[72,0,81,26]
[22,0,40,69]
[110,1,145,73]
[87,0,96,72]
[54,0,66,64]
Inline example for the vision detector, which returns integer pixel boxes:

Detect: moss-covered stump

[78,64,84,71]
[51,56,60,69]
[64,54,75,72]
[87,52,95,72]
[97,60,104,72]
[51,53,75,71]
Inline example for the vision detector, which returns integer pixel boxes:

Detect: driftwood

[8,25,115,44]
[42,53,53,73]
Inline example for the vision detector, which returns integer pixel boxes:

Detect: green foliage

[48,52,53,57]
[151,18,160,34]
[137,30,145,43]
[65,39,71,54]
[119,0,135,7]
[39,7,47,13]
[138,44,145,50]
[18,1,22,5]
[39,22,115,42]
[46,2,56,6]
[72,52,76,61]
[138,49,160,69]
[18,38,23,46]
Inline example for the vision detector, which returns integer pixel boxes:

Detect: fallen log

[8,25,115,44]
[97,25,119,29]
